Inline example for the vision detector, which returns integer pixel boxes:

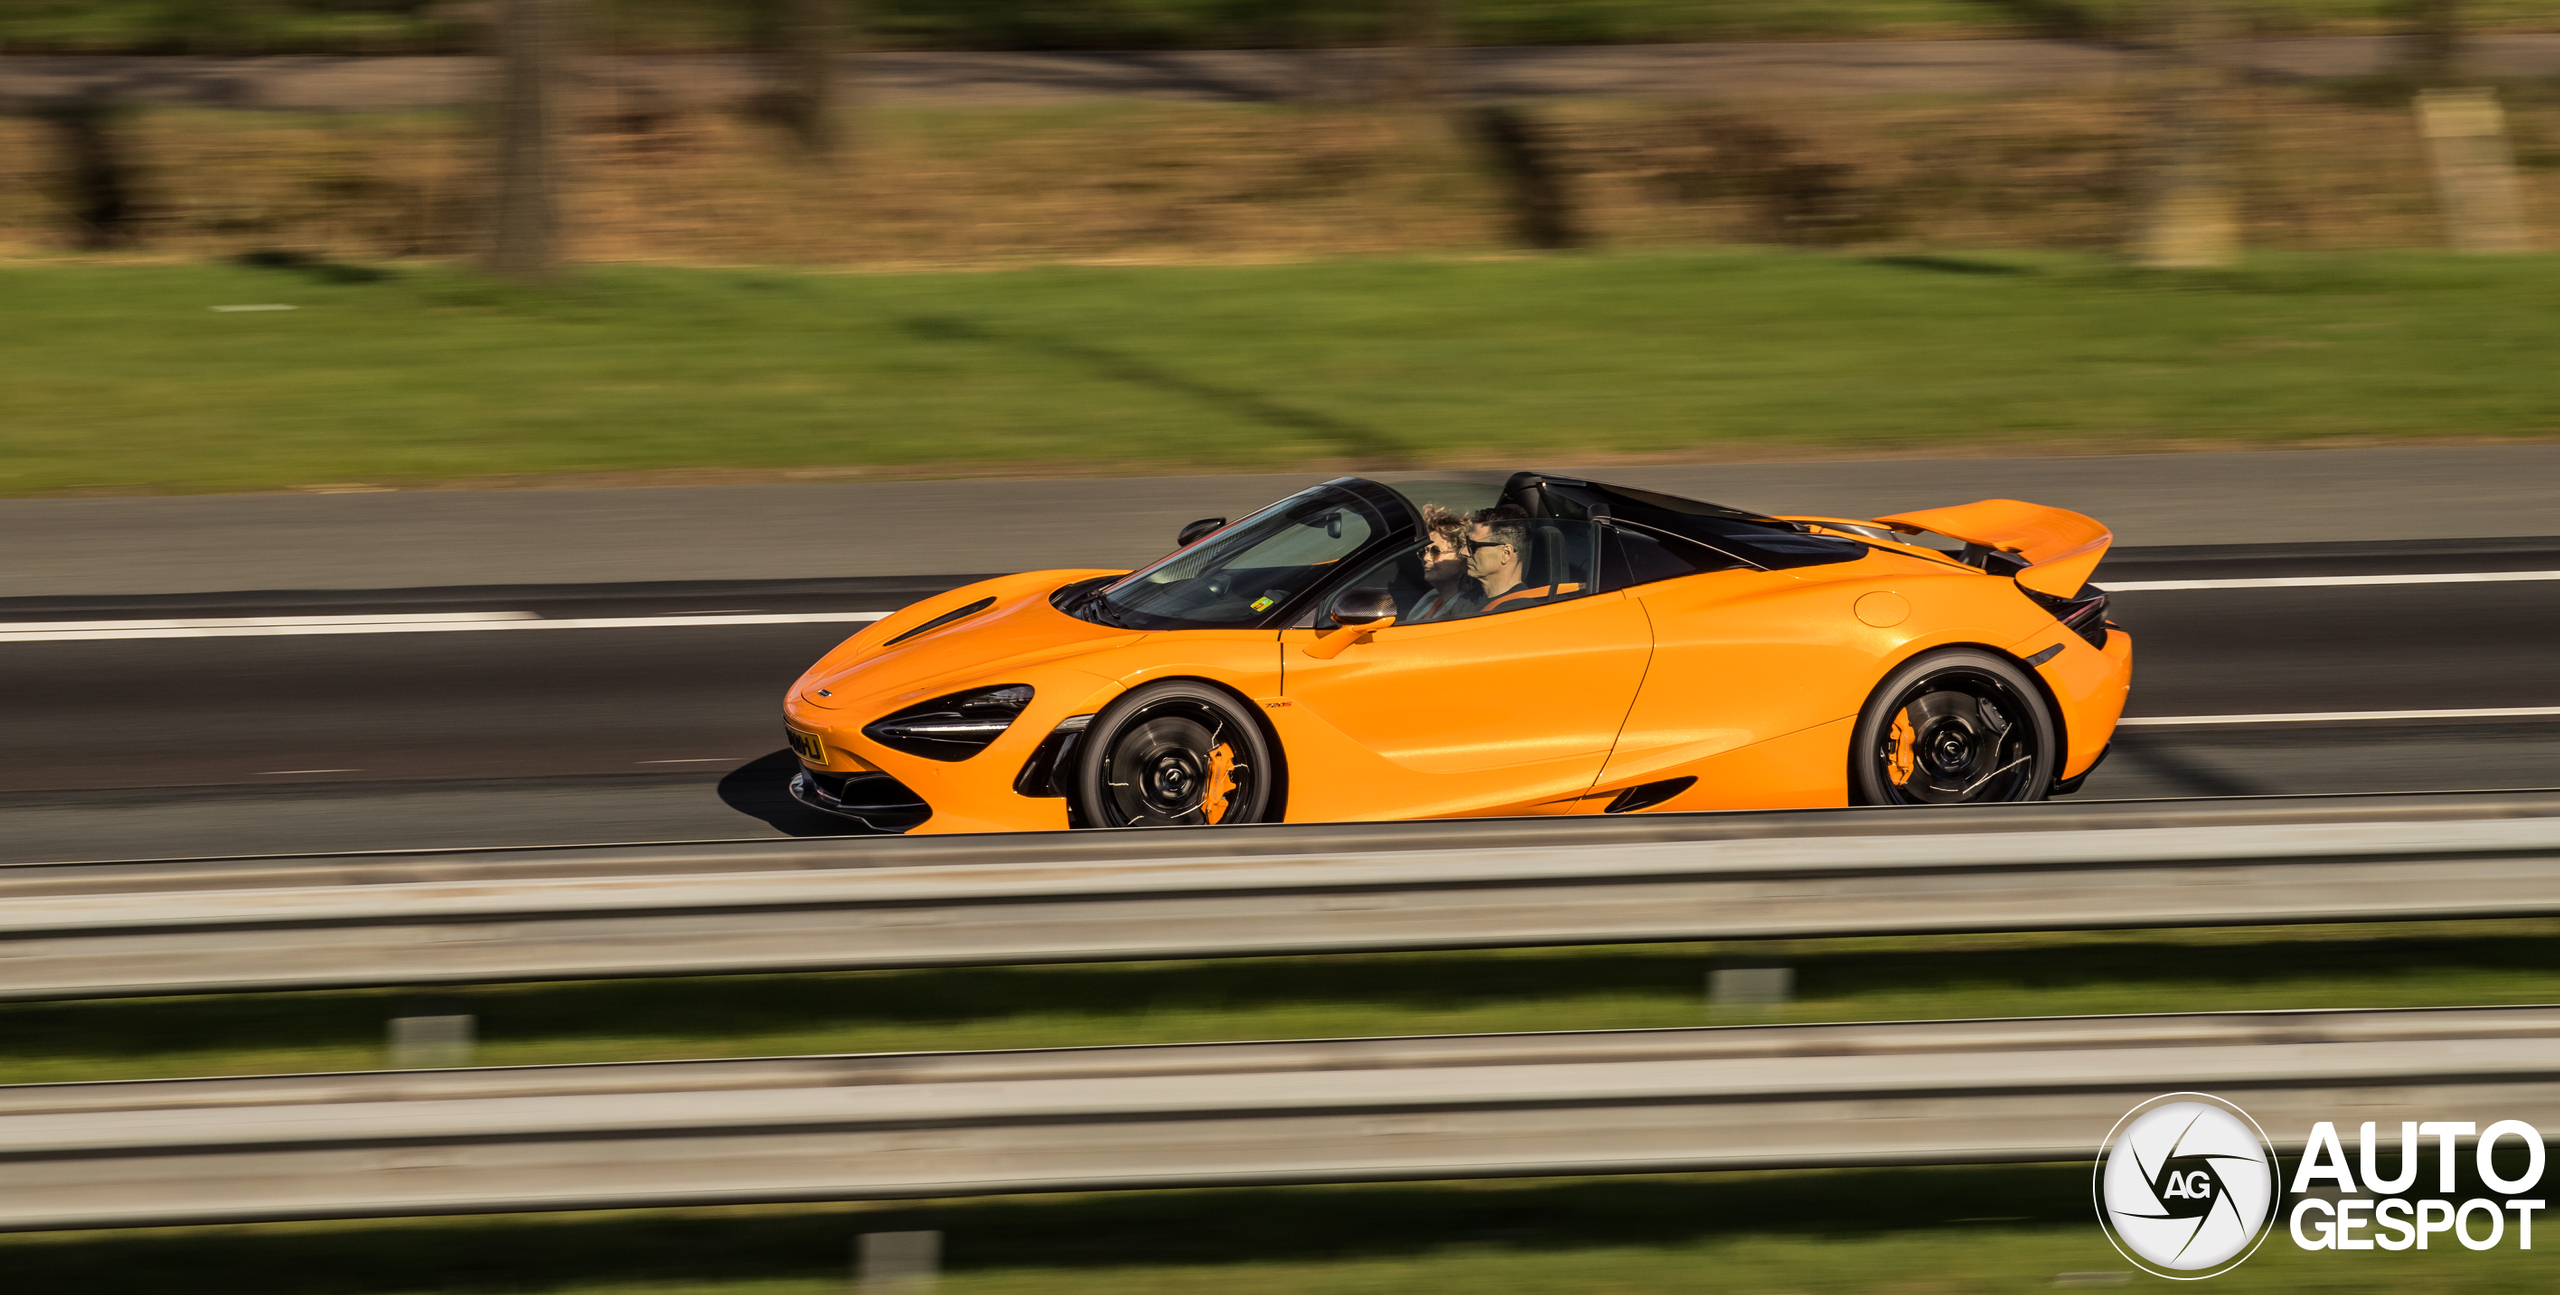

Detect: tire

[1073,681,1279,828]
[1848,648,2058,806]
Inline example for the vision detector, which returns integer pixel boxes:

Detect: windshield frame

[1068,478,1418,632]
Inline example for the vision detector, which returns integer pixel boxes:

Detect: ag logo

[2094,1093,2280,1279]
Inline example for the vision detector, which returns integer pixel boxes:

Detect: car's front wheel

[1072,681,1278,828]
[1849,648,2057,806]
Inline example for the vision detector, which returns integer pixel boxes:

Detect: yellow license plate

[785,729,825,762]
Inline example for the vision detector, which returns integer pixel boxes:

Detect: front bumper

[788,768,933,833]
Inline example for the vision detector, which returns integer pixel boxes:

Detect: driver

[1464,508,1542,611]
[1402,504,1482,623]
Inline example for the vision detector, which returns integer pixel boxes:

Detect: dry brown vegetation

[4,89,2555,265]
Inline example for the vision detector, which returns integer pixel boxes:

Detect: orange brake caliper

[1886,709,1917,786]
[1201,743,1238,825]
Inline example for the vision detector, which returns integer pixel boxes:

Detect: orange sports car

[783,472,2131,834]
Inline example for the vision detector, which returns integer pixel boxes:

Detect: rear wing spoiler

[1873,499,2111,596]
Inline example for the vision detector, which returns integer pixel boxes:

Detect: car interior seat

[1537,521,1596,595]
[1530,522,1566,590]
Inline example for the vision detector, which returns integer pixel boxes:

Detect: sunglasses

[1462,538,1511,555]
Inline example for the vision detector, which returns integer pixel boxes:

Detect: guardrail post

[1710,967,1793,1009]
[856,1230,940,1293]
[387,1014,475,1068]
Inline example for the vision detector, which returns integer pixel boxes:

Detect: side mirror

[1176,517,1226,548]
[1328,587,1397,626]
[1305,588,1396,660]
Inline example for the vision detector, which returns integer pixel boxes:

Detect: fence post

[1469,105,1580,249]
[2130,0,2239,268]
[2416,89,2532,253]
[42,98,138,250]
[488,0,564,281]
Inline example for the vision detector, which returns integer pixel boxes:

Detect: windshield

[1083,485,1395,630]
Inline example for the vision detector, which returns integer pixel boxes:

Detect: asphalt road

[4,537,2552,863]
[11,447,2560,598]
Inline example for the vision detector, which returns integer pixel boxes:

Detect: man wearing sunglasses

[1464,509,1538,610]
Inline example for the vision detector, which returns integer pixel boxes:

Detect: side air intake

[1605,776,1698,814]
[2019,582,2111,649]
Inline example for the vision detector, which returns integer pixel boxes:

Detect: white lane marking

[639,758,738,764]
[2108,569,2560,591]
[6,565,2542,641]
[259,768,360,774]
[0,611,892,642]
[2121,706,2560,726]
[7,612,536,632]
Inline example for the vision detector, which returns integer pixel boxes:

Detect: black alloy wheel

[1073,681,1278,828]
[1849,648,2058,806]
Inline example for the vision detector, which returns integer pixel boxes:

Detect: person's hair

[1470,505,1533,569]
[1419,502,1467,545]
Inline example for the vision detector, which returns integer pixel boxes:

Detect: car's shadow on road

[716,750,873,837]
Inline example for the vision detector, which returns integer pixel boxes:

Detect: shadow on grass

[0,1163,2094,1294]
[2064,254,2514,299]
[232,248,393,285]
[1960,0,2110,39]
[6,926,2555,1067]
[1863,253,2034,277]
[899,314,1407,462]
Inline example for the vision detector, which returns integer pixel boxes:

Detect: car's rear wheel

[1849,648,2057,806]
[1073,681,1278,828]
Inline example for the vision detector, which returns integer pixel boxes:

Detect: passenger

[1402,504,1483,623]
[1465,508,1549,613]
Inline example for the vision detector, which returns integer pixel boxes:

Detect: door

[1275,520,1654,819]
[1595,526,1877,807]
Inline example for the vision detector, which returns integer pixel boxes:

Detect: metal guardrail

[4,1005,2555,1231]
[4,791,2558,1001]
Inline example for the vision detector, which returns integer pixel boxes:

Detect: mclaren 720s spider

[782,472,2131,833]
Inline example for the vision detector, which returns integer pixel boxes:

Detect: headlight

[862,685,1034,761]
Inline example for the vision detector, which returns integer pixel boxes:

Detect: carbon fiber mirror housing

[1329,587,1396,626]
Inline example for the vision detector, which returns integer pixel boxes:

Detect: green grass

[6,920,2555,1085]
[4,252,2558,496]
[9,0,2555,54]
[5,1165,2554,1294]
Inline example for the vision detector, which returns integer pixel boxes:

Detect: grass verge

[4,1164,2552,1294]
[3,253,2557,496]
[6,919,2556,1085]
